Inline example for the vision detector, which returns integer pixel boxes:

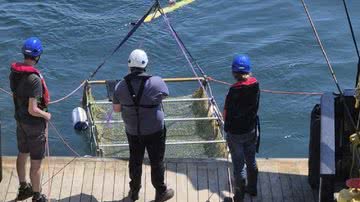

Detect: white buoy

[72,107,89,131]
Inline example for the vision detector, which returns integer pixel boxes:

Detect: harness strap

[124,75,152,135]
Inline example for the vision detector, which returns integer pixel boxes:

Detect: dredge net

[84,80,226,158]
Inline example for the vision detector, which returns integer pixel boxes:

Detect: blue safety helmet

[22,37,43,57]
[232,55,251,73]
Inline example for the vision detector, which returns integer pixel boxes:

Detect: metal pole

[94,117,218,124]
[90,97,211,105]
[99,139,227,147]
[87,77,205,85]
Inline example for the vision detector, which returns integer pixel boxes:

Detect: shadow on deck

[0,157,316,202]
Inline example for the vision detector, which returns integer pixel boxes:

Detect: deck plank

[92,161,105,201]
[258,160,273,202]
[50,163,66,201]
[278,161,294,202]
[287,162,305,202]
[113,160,126,202]
[5,169,17,202]
[166,163,177,202]
[80,161,95,202]
[138,164,146,202]
[296,160,315,202]
[217,164,231,201]
[254,161,262,202]
[59,161,75,201]
[176,163,188,202]
[145,164,155,202]
[69,160,84,202]
[266,160,283,202]
[0,167,12,202]
[102,161,116,202]
[208,165,220,202]
[123,162,131,202]
[197,165,209,202]
[41,160,54,201]
[187,163,198,202]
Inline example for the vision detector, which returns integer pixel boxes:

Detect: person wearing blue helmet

[9,37,51,202]
[224,55,260,202]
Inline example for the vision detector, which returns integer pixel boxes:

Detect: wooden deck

[0,157,317,202]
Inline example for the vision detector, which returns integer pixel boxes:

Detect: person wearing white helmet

[113,49,174,202]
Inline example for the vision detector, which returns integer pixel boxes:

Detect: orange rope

[207,77,323,96]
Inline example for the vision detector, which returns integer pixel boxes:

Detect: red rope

[207,77,323,96]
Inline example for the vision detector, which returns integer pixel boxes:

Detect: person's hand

[45,112,51,121]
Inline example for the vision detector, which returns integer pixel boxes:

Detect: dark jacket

[224,77,260,134]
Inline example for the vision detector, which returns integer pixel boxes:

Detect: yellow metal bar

[87,77,205,85]
[144,0,196,23]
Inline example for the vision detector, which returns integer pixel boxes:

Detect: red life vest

[231,77,258,88]
[223,77,258,119]
[11,62,50,108]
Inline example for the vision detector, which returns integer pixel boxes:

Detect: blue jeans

[226,131,258,193]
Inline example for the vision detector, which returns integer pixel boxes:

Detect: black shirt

[9,72,44,124]
[224,77,260,134]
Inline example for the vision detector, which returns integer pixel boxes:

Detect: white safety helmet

[128,49,148,69]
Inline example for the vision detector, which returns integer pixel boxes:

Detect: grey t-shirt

[9,72,44,124]
[113,75,169,136]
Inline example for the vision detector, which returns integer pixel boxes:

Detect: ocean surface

[0,0,360,158]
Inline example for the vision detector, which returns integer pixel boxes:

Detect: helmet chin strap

[34,56,41,65]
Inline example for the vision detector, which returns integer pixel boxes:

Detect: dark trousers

[226,131,258,197]
[126,130,167,194]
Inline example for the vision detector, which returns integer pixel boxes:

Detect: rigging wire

[341,0,360,132]
[87,1,159,80]
[342,0,360,59]
[158,4,225,127]
[42,121,81,186]
[300,0,358,130]
[24,1,161,106]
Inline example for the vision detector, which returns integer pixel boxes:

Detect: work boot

[32,193,48,202]
[16,183,33,201]
[233,191,244,202]
[128,189,140,201]
[233,180,245,202]
[155,188,174,202]
[223,197,234,202]
[245,186,257,197]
